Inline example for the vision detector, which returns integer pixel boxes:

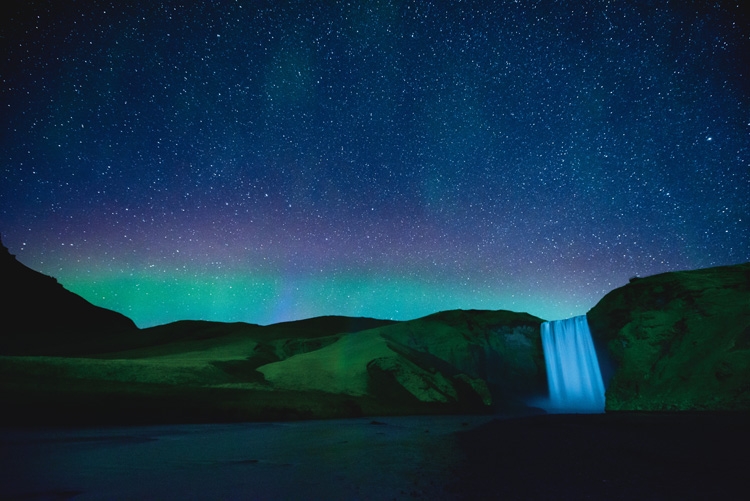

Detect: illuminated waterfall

[541,315,605,413]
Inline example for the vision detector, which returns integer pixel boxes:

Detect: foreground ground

[2,412,748,500]
[455,412,750,500]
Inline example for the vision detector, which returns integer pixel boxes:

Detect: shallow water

[0,415,494,500]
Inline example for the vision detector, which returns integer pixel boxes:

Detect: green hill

[588,262,750,411]
[1,296,545,424]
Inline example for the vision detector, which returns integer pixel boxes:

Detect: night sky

[2,1,748,328]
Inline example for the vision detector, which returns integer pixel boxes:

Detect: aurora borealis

[1,1,748,328]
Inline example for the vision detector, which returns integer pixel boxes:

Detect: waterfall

[541,315,605,413]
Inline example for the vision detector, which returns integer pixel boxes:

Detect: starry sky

[2,1,748,328]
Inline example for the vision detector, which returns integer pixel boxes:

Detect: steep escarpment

[587,262,750,411]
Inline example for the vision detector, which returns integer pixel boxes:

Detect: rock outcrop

[255,309,546,414]
[587,262,750,411]
[380,310,546,406]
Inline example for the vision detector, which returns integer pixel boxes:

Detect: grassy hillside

[0,310,545,424]
[588,262,750,411]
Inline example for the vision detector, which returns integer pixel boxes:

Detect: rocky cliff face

[256,309,546,414]
[378,310,546,409]
[0,237,138,355]
[587,263,750,411]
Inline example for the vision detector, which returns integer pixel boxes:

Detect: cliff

[587,262,750,410]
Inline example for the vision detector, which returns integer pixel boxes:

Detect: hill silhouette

[1,235,137,355]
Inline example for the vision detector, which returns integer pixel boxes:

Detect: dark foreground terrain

[2,412,747,500]
[454,411,750,500]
